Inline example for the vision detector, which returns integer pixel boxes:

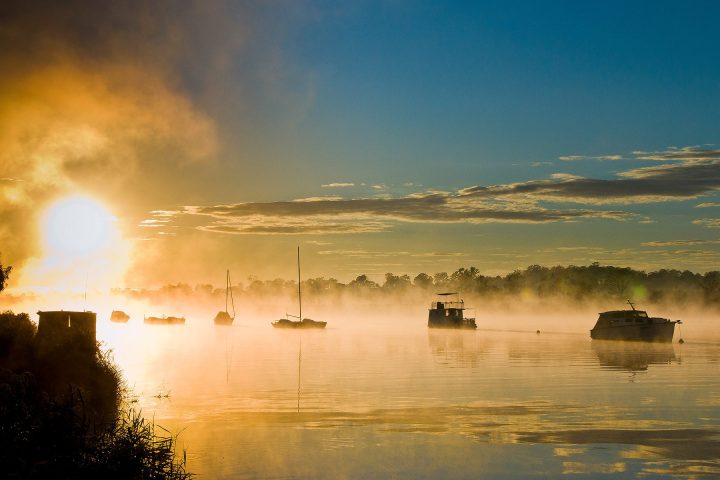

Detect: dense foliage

[0,263,191,479]
[118,263,720,309]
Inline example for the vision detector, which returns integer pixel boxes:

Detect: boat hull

[590,322,676,342]
[144,316,186,325]
[272,319,326,329]
[428,318,477,329]
[214,311,233,325]
[110,310,129,323]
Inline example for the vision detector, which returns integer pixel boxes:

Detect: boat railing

[431,300,467,310]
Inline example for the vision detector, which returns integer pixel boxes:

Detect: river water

[98,312,720,479]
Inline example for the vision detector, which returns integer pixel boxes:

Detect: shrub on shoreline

[0,310,191,479]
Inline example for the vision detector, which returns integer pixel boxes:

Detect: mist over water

[81,302,720,479]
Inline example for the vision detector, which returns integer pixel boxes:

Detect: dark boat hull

[272,319,326,329]
[428,318,477,329]
[214,311,233,325]
[110,311,130,323]
[590,322,675,342]
[144,316,185,325]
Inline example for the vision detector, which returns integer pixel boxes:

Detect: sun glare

[43,195,117,256]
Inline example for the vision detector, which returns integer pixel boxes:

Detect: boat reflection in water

[592,340,678,372]
[590,301,681,342]
[427,330,486,368]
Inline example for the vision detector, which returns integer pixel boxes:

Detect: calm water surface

[99,315,720,479]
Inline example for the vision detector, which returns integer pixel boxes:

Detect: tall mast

[225,269,229,313]
[297,246,302,321]
[228,270,235,319]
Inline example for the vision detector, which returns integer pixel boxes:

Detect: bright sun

[43,195,117,256]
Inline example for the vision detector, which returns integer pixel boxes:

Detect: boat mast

[227,269,235,319]
[225,269,229,313]
[297,246,302,321]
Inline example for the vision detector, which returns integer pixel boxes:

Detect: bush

[0,310,191,479]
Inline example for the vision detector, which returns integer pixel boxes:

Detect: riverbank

[0,310,191,479]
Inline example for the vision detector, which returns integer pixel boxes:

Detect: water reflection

[591,341,678,372]
[101,321,719,479]
[427,330,487,367]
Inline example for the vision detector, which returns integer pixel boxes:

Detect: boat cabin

[595,309,652,328]
[590,301,681,342]
[428,293,477,329]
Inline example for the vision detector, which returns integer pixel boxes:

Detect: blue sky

[1,0,719,286]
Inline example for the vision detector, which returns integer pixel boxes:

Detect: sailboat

[272,247,326,329]
[214,269,235,325]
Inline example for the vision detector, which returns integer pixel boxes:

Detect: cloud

[134,145,720,237]
[149,188,633,235]
[559,155,623,161]
[459,148,720,205]
[696,202,720,208]
[641,239,720,246]
[321,182,355,188]
[633,146,720,161]
[693,219,720,228]
[0,0,224,267]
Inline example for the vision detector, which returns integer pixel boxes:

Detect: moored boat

[214,269,235,325]
[590,301,680,342]
[273,315,327,329]
[271,247,326,329]
[110,310,130,323]
[428,293,477,329]
[144,315,185,325]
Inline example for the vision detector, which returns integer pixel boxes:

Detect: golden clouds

[0,1,220,270]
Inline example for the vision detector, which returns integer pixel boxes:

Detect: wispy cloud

[641,239,720,246]
[692,218,720,228]
[696,202,720,208]
[460,147,720,205]
[321,182,355,188]
[559,155,623,161]
[155,190,632,235]
[141,146,720,236]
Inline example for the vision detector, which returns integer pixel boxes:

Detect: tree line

[117,263,720,309]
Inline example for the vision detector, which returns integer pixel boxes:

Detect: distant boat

[428,292,477,329]
[214,269,235,325]
[110,310,130,323]
[590,301,681,342]
[144,315,186,325]
[272,247,326,329]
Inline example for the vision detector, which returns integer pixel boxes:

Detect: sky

[1,0,719,291]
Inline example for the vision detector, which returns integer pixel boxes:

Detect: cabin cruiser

[590,301,680,342]
[428,293,477,329]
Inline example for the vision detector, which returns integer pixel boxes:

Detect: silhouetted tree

[348,274,380,291]
[382,273,411,293]
[413,273,433,289]
[0,263,10,292]
[432,272,449,290]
